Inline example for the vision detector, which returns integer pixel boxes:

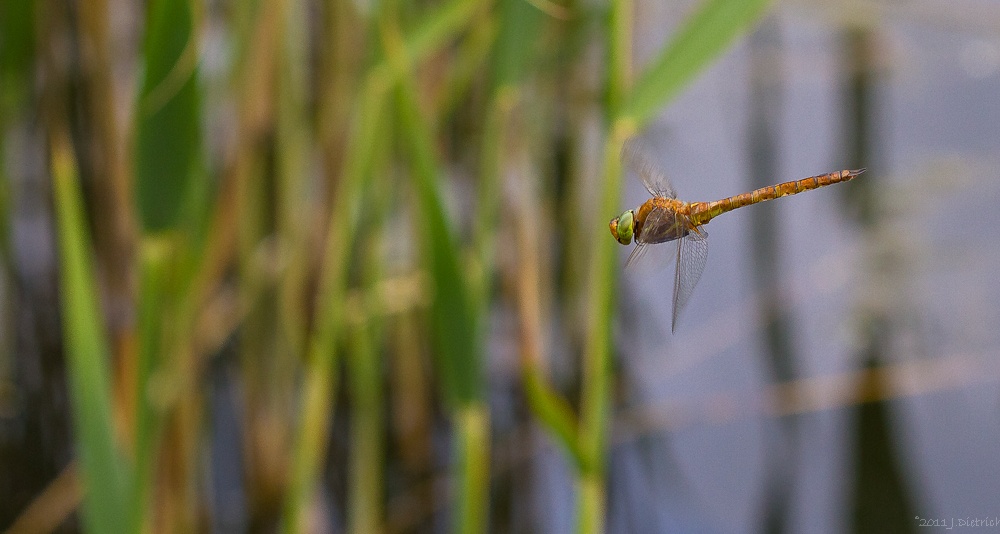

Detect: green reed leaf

[51,134,129,534]
[397,83,482,406]
[618,0,771,126]
[135,0,203,232]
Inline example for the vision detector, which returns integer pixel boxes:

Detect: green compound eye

[609,210,634,245]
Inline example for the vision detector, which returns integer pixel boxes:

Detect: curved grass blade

[51,131,129,534]
[396,84,481,406]
[618,0,771,127]
[135,0,203,232]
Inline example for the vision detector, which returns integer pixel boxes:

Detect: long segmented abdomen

[688,168,866,226]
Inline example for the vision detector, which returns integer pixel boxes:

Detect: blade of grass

[394,62,489,534]
[617,0,771,126]
[51,129,129,534]
[385,0,482,409]
[134,2,207,529]
[394,76,481,408]
[135,0,204,232]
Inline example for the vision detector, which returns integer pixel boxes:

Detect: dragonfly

[609,138,866,331]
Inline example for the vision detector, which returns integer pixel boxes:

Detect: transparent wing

[671,226,708,332]
[621,137,677,199]
[624,240,677,272]
[625,242,651,269]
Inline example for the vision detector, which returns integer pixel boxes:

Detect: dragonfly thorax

[635,197,688,244]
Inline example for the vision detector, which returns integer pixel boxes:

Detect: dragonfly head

[609,210,635,245]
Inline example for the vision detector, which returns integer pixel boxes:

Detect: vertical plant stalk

[394,76,489,534]
[76,0,137,324]
[843,28,918,533]
[127,236,175,534]
[577,120,633,534]
[385,5,492,531]
[348,319,385,534]
[576,1,773,530]
[133,0,206,528]
[607,0,633,113]
[277,0,312,361]
[574,0,636,528]
[76,3,140,461]
[454,403,490,534]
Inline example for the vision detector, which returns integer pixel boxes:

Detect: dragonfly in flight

[609,139,865,331]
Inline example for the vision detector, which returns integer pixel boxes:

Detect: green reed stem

[276,0,312,361]
[572,0,637,528]
[347,320,385,534]
[454,403,490,534]
[574,0,771,530]
[577,120,634,534]
[608,0,633,114]
[129,236,173,534]
[394,67,488,534]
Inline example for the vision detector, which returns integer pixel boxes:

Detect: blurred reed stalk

[841,28,919,533]
[77,0,139,425]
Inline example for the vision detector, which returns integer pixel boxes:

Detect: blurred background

[2,0,999,533]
